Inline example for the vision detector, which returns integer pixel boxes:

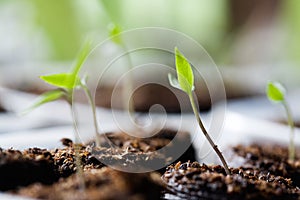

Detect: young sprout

[266,81,295,161]
[168,47,230,175]
[108,23,135,119]
[100,0,136,121]
[24,41,100,147]
[23,42,96,191]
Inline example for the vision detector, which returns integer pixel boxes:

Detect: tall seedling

[24,41,100,147]
[108,23,135,120]
[100,0,135,120]
[266,81,295,161]
[168,47,230,175]
[24,42,102,191]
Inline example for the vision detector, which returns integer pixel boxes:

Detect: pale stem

[82,85,101,147]
[283,100,295,161]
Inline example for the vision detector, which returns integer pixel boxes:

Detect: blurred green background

[0,0,299,66]
[0,0,300,65]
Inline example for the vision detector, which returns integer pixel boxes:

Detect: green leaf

[40,73,80,89]
[174,47,194,94]
[108,23,122,45]
[21,89,65,115]
[266,81,286,102]
[40,41,91,90]
[72,40,91,76]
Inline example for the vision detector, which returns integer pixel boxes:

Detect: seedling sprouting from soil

[168,47,230,175]
[22,41,98,191]
[266,81,295,161]
[23,41,100,147]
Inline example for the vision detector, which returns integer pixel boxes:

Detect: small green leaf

[266,81,286,102]
[108,23,122,45]
[22,89,65,115]
[40,73,81,89]
[174,47,194,94]
[40,41,91,90]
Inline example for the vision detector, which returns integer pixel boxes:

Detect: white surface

[0,193,34,200]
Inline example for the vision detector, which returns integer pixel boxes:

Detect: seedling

[108,23,135,119]
[168,47,230,175]
[266,81,295,161]
[23,41,100,147]
[100,0,136,122]
[22,42,97,191]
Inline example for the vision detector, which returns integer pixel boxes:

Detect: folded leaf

[40,73,80,89]
[175,47,194,94]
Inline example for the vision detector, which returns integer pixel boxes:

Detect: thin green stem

[283,100,295,161]
[188,93,230,175]
[82,84,101,147]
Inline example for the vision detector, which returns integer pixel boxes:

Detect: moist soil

[17,167,163,200]
[90,129,196,173]
[162,161,300,200]
[0,129,196,193]
[0,148,57,191]
[230,144,300,187]
[1,133,299,199]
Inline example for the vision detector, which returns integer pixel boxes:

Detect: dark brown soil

[231,144,300,187]
[92,129,196,172]
[53,129,196,174]
[16,167,163,200]
[0,144,107,192]
[3,125,298,200]
[162,161,300,200]
[3,129,193,199]
[0,148,57,191]
[0,129,195,193]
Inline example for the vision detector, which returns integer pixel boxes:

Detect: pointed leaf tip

[174,47,194,94]
[21,89,65,115]
[40,73,81,89]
